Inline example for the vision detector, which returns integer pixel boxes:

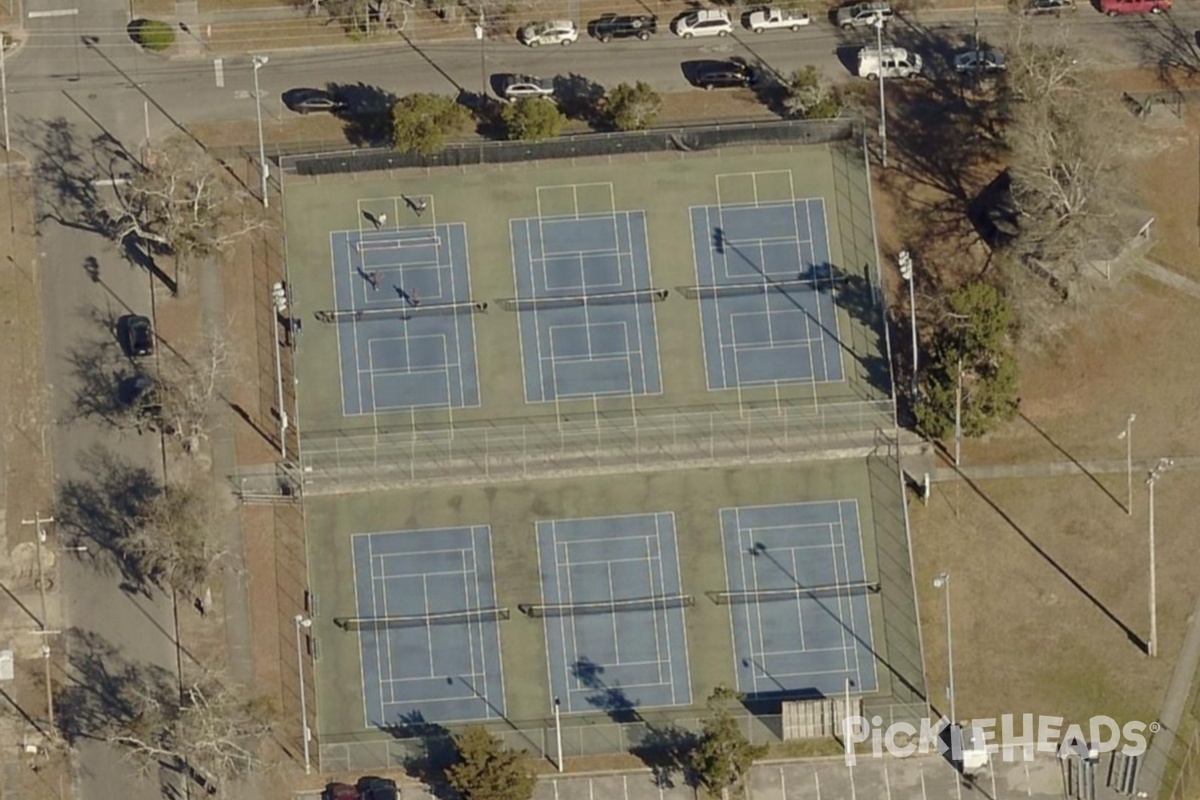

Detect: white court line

[627,211,657,395]
[511,219,540,403]
[606,562,621,663]
[835,501,859,680]
[330,231,353,416]
[557,525,583,709]
[457,224,484,409]
[350,534,373,728]
[849,498,877,689]
[650,516,673,695]
[551,531,654,550]
[483,527,508,719]
[706,206,734,390]
[665,512,693,704]
[462,547,481,711]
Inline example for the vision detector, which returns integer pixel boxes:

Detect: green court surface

[283,144,889,444]
[279,142,925,770]
[307,456,923,767]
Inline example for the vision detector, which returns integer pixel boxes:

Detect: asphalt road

[5,8,1200,134]
[7,3,1199,800]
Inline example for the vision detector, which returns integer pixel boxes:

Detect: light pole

[1,32,11,152]
[932,573,956,730]
[553,697,564,773]
[294,615,313,773]
[271,282,289,460]
[1118,413,1136,516]
[897,250,917,401]
[252,55,269,208]
[1145,458,1174,658]
[475,13,487,95]
[874,17,887,168]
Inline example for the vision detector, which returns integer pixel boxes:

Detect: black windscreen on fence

[280,119,858,176]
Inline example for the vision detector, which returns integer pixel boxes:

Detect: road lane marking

[214,58,225,88]
[27,8,78,17]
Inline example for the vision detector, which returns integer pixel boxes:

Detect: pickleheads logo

[840,714,1159,766]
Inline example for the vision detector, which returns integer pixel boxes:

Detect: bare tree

[125,479,226,598]
[108,674,273,793]
[155,330,234,454]
[103,140,265,269]
[1002,22,1133,286]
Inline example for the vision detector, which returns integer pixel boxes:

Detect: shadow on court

[712,224,891,396]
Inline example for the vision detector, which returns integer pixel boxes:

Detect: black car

[118,314,154,357]
[356,777,399,800]
[1023,0,1076,13]
[589,13,657,42]
[688,58,757,90]
[282,88,345,115]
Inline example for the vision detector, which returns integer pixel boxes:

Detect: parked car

[517,19,579,46]
[835,0,893,29]
[357,777,399,800]
[686,58,757,90]
[856,45,922,79]
[118,314,154,357]
[1099,0,1168,14]
[1023,0,1076,15]
[745,6,811,32]
[672,9,734,38]
[281,88,345,115]
[323,784,359,800]
[498,74,555,100]
[589,13,657,41]
[953,48,1006,73]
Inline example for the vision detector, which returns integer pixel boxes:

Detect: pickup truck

[745,6,812,32]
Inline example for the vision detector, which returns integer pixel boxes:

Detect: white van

[856,46,923,79]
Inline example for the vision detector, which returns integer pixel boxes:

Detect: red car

[1098,0,1168,15]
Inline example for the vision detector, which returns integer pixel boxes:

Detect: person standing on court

[377,213,388,228]
[415,197,428,217]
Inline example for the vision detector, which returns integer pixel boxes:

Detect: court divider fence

[316,702,930,774]
[277,118,859,177]
[297,397,896,493]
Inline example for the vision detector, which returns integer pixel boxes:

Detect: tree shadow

[571,657,640,722]
[1115,14,1200,83]
[24,116,128,242]
[630,725,699,789]
[386,711,456,796]
[553,73,607,128]
[55,627,176,744]
[325,82,398,147]
[55,445,163,596]
[463,86,507,139]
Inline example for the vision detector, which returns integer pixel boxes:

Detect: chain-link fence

[279,119,858,176]
[317,702,929,773]
[298,398,894,493]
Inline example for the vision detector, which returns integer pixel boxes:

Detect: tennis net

[679,277,848,300]
[498,288,668,312]
[336,607,511,630]
[519,594,694,618]
[356,235,441,252]
[707,581,879,605]
[313,302,488,323]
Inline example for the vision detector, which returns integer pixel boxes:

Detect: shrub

[391,92,471,155]
[499,98,566,141]
[605,81,663,131]
[129,19,176,52]
[782,66,840,120]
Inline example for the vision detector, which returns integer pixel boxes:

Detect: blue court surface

[329,222,481,415]
[689,200,844,391]
[535,513,692,714]
[510,212,663,403]
[350,526,506,726]
[720,501,877,699]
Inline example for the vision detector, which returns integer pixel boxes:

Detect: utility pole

[21,514,58,735]
[874,18,887,168]
[1145,458,1174,658]
[553,698,564,772]
[898,250,917,402]
[1118,413,1136,516]
[294,615,312,773]
[1,32,11,152]
[954,356,963,467]
[252,55,269,208]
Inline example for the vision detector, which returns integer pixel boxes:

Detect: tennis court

[508,183,663,403]
[346,525,507,726]
[530,513,692,714]
[689,171,843,391]
[327,202,482,415]
[720,501,878,699]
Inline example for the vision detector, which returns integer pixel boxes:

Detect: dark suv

[685,58,757,90]
[589,13,657,41]
[118,314,154,357]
